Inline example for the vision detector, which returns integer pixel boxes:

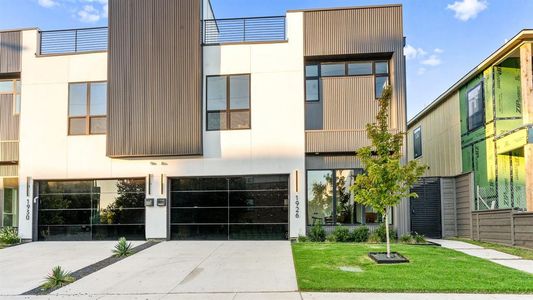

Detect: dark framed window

[68,82,107,135]
[413,127,422,159]
[467,82,484,131]
[0,79,21,115]
[305,60,390,101]
[306,169,392,226]
[207,74,251,131]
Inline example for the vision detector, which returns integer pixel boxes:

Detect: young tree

[350,86,427,257]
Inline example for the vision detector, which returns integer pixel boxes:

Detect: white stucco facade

[16,12,306,240]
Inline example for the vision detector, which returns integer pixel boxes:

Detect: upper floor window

[0,79,21,115]
[467,82,484,131]
[413,127,422,159]
[68,82,107,135]
[305,60,390,101]
[206,74,251,131]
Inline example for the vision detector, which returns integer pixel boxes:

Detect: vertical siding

[407,92,462,177]
[303,6,406,153]
[440,177,457,237]
[0,165,17,177]
[107,0,202,157]
[0,94,19,162]
[305,155,363,170]
[0,31,22,73]
[456,173,473,238]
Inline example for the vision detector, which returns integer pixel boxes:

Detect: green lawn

[451,238,533,260]
[292,243,533,293]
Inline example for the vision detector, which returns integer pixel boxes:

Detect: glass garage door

[36,179,146,241]
[170,175,289,240]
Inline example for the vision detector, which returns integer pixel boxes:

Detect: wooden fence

[471,209,533,248]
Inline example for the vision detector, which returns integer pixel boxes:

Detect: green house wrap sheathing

[460,58,526,210]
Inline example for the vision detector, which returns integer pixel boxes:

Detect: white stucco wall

[17,12,306,240]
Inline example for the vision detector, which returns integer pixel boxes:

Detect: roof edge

[0,27,39,33]
[407,29,533,128]
[287,4,402,13]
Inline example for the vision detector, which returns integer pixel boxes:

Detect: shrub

[332,226,351,242]
[351,226,370,243]
[399,234,414,244]
[414,233,426,244]
[367,232,381,244]
[308,222,326,242]
[297,235,308,243]
[374,223,397,243]
[0,227,20,245]
[112,237,133,257]
[42,266,74,290]
[326,234,336,243]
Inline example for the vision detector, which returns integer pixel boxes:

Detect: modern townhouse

[0,0,407,242]
[407,30,533,248]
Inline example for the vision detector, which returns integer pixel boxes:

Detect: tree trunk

[385,207,391,258]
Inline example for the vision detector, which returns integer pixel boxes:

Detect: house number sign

[26,198,32,220]
[295,195,300,219]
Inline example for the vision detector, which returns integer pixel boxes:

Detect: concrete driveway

[0,241,143,296]
[54,241,298,296]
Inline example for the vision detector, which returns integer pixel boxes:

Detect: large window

[305,60,390,101]
[0,79,21,115]
[68,82,107,135]
[206,74,251,131]
[467,82,484,131]
[307,169,391,226]
[413,127,422,159]
[37,179,145,241]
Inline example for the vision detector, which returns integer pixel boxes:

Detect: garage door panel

[170,191,228,207]
[39,209,92,225]
[96,208,145,224]
[170,208,228,223]
[38,225,92,241]
[39,194,93,209]
[229,224,288,240]
[229,191,289,207]
[92,224,145,240]
[170,177,229,191]
[229,207,289,223]
[170,225,229,240]
[38,180,93,194]
[229,175,289,190]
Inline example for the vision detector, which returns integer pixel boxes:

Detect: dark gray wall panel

[0,31,22,74]
[107,0,202,157]
[410,177,442,238]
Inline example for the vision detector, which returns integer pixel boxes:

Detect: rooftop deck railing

[38,16,286,55]
[202,16,286,44]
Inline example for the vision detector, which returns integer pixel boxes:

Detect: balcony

[38,16,287,55]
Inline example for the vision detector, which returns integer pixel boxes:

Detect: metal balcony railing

[203,16,286,44]
[38,16,286,55]
[39,27,107,55]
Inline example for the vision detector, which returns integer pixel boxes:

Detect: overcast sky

[1,0,532,120]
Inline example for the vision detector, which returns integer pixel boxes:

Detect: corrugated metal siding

[303,6,406,153]
[306,130,368,153]
[0,94,19,141]
[303,6,403,56]
[0,31,21,73]
[107,0,202,157]
[0,141,18,162]
[0,165,17,177]
[322,76,379,130]
[407,92,462,177]
[456,173,473,238]
[440,177,457,237]
[305,155,363,170]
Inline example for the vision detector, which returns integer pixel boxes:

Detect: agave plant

[42,266,75,290]
[112,237,133,257]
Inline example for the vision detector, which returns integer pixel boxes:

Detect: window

[305,60,391,101]
[413,127,422,159]
[307,169,392,226]
[467,82,484,131]
[207,75,251,131]
[0,79,21,115]
[68,82,107,135]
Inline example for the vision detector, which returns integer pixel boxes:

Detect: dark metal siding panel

[107,0,202,157]
[303,6,406,153]
[410,177,442,238]
[305,155,363,170]
[0,31,22,73]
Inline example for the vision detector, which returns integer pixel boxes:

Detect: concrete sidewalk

[0,241,144,296]
[3,292,532,299]
[429,239,533,274]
